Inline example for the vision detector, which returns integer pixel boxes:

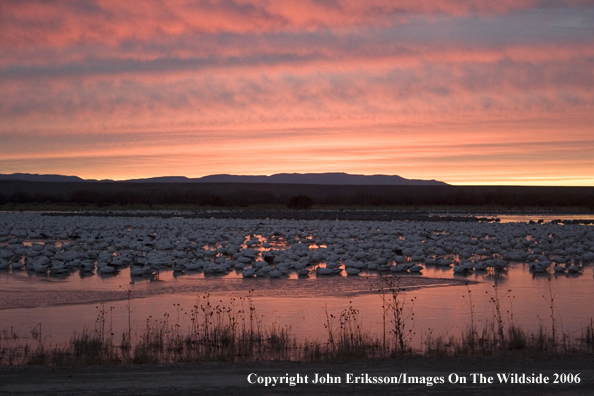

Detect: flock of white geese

[0,212,593,279]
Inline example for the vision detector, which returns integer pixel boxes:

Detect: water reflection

[1,211,593,351]
[1,262,592,349]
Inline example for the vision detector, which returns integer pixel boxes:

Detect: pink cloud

[1,0,585,50]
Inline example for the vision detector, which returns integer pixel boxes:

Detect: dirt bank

[1,356,593,395]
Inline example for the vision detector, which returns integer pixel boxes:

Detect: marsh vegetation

[2,180,594,210]
[2,278,593,367]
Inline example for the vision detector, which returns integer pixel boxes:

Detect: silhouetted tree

[287,194,313,209]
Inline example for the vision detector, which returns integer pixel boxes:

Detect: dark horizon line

[0,172,449,186]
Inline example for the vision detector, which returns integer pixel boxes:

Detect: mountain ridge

[0,172,448,186]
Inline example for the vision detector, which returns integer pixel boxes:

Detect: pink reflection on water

[1,263,592,350]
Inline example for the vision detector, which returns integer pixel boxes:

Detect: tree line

[1,181,593,209]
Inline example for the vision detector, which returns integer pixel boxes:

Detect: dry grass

[1,281,593,366]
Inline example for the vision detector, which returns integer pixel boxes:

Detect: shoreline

[0,274,472,310]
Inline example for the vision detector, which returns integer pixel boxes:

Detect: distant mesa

[0,173,90,183]
[0,172,448,186]
[195,173,447,185]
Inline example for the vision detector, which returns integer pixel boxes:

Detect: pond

[0,211,592,350]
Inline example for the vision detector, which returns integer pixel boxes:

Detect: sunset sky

[1,0,593,185]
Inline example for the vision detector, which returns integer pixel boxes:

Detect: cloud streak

[4,0,580,49]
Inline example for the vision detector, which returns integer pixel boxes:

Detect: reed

[376,275,416,354]
[1,284,593,366]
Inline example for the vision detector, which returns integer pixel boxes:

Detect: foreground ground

[1,356,593,396]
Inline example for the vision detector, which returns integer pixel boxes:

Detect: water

[1,264,591,348]
[495,214,594,223]
[0,211,593,349]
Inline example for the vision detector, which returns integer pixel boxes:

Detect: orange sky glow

[1,0,593,185]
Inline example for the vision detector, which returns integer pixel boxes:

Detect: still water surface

[1,263,592,348]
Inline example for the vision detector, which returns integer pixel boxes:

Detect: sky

[1,0,593,185]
